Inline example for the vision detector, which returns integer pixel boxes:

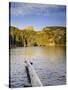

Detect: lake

[9,46,66,88]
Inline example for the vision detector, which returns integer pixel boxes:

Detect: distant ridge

[22,26,34,31]
[42,26,66,31]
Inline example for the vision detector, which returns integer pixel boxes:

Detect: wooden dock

[25,60,43,87]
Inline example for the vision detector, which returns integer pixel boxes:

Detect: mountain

[9,26,66,48]
[22,26,34,31]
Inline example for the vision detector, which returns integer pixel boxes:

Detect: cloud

[10,2,66,16]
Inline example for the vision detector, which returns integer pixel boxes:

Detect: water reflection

[11,46,66,59]
[22,46,66,61]
[42,46,66,61]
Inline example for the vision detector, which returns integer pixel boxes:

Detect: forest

[9,26,66,48]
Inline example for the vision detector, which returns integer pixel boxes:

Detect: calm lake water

[10,46,66,88]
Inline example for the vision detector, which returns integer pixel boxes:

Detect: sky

[9,2,66,31]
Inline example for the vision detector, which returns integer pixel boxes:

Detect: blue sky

[9,2,66,31]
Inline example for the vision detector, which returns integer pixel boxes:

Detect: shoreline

[9,44,66,49]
